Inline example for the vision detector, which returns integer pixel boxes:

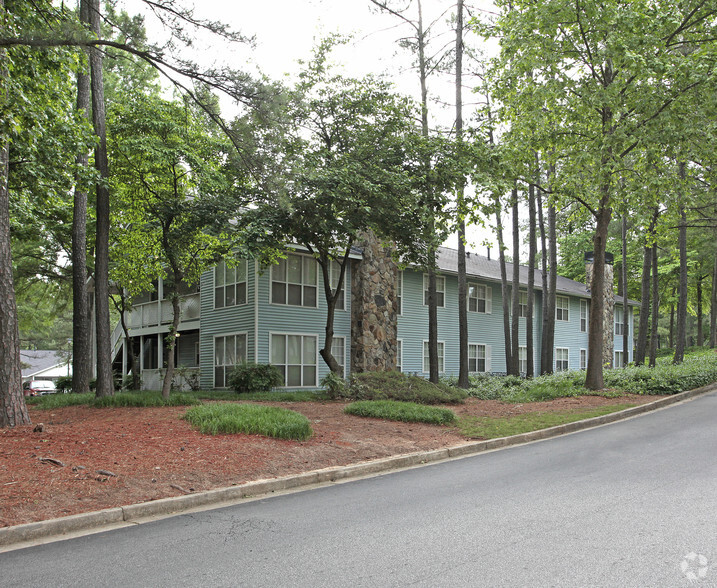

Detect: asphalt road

[2,391,717,587]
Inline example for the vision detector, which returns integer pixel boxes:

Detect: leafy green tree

[245,41,454,374]
[109,92,243,399]
[490,0,717,388]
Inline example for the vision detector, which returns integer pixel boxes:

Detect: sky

[124,0,504,254]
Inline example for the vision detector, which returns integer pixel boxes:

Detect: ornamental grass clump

[183,403,313,440]
[93,392,200,407]
[344,400,457,425]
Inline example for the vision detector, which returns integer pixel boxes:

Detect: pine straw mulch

[0,394,658,527]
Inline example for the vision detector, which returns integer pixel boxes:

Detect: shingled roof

[435,246,636,306]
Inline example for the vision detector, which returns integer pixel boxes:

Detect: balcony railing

[126,293,200,329]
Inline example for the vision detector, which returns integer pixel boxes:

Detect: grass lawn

[456,403,637,439]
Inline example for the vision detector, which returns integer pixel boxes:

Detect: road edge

[2,382,715,550]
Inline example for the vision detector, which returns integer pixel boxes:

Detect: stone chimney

[351,230,398,372]
[585,251,615,367]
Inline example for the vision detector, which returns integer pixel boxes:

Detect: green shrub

[344,400,457,425]
[320,371,348,399]
[347,371,467,404]
[183,403,313,440]
[228,363,283,394]
[55,375,73,394]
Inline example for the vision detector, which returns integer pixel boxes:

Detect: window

[329,260,345,311]
[214,258,247,309]
[519,346,527,374]
[271,253,318,307]
[615,350,625,368]
[214,333,247,388]
[423,275,445,307]
[423,341,445,373]
[555,347,569,372]
[556,296,570,321]
[580,349,587,370]
[469,343,487,373]
[580,300,589,332]
[396,272,403,315]
[396,340,402,372]
[331,337,345,377]
[468,283,491,313]
[615,306,625,336]
[518,291,528,318]
[271,334,317,387]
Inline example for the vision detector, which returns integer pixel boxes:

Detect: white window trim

[331,336,346,377]
[213,257,248,310]
[615,350,626,368]
[423,274,446,308]
[269,252,319,309]
[468,342,491,374]
[468,282,492,314]
[579,348,587,370]
[580,299,589,333]
[518,345,527,374]
[396,339,403,372]
[213,331,248,389]
[556,296,570,322]
[518,290,528,318]
[328,260,347,311]
[615,306,625,336]
[397,271,403,316]
[422,340,445,373]
[555,347,570,372]
[269,331,319,388]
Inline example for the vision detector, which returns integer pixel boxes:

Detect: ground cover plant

[344,400,457,425]
[461,349,717,401]
[347,371,468,404]
[183,403,313,440]
[457,404,638,439]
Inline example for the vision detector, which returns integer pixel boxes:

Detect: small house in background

[20,350,72,383]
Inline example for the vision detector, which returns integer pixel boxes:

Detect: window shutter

[485,285,492,314]
[485,345,492,373]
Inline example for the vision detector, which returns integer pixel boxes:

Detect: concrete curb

[2,382,715,549]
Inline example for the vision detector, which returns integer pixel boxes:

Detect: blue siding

[199,253,352,389]
[199,261,257,389]
[397,269,633,376]
[398,270,541,376]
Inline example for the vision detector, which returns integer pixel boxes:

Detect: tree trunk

[711,242,717,348]
[510,184,520,376]
[0,0,30,428]
[544,197,557,375]
[649,242,659,367]
[669,299,675,349]
[526,169,536,378]
[673,171,687,364]
[318,252,347,375]
[72,1,91,395]
[427,265,439,383]
[88,0,113,397]
[495,199,512,374]
[621,215,629,365]
[455,0,469,389]
[635,210,657,365]
[537,179,551,374]
[696,275,704,347]
[161,290,181,400]
[585,204,611,390]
